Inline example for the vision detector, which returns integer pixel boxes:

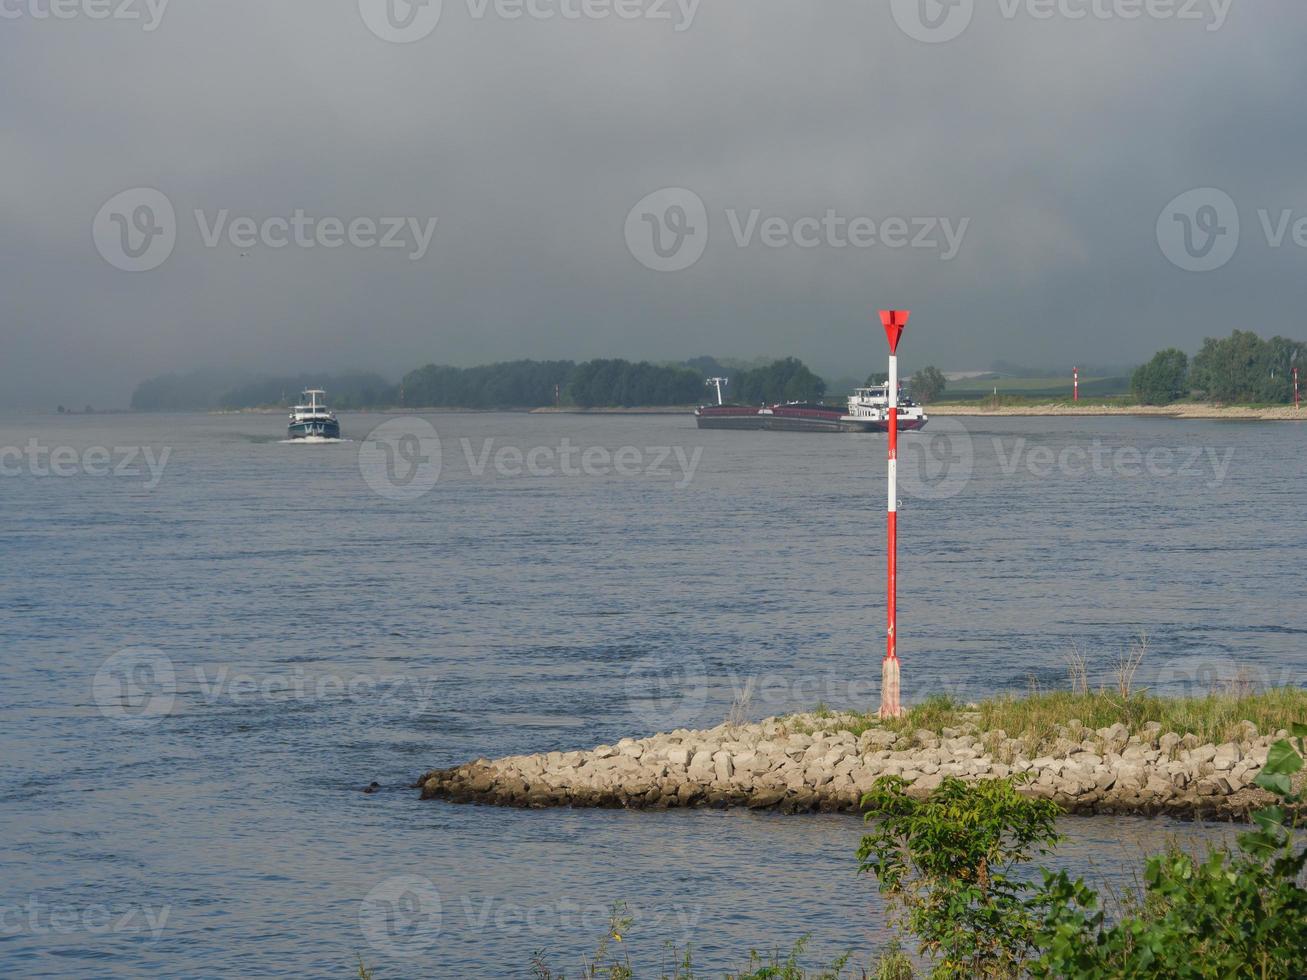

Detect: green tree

[563,359,702,407]
[1190,330,1307,403]
[911,366,947,403]
[401,360,575,408]
[735,358,826,404]
[1131,348,1189,405]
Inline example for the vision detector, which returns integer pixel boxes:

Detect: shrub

[857,776,1060,978]
[1032,726,1307,978]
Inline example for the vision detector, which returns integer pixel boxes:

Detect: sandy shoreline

[929,403,1304,421]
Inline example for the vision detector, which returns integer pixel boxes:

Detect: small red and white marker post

[879,310,910,719]
[1295,367,1300,410]
[1074,367,1080,403]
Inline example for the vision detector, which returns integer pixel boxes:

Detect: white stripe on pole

[887,353,898,513]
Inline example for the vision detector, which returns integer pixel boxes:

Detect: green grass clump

[784,689,1305,756]
[974,688,1304,749]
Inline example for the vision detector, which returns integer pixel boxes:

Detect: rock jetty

[417,714,1291,820]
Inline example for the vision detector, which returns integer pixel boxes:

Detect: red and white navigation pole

[879,310,909,719]
[1294,366,1300,410]
[1074,367,1080,403]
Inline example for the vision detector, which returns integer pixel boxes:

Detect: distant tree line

[400,360,576,408]
[129,370,249,411]
[562,359,704,407]
[1133,330,1307,405]
[732,357,826,403]
[220,372,397,410]
[131,356,839,411]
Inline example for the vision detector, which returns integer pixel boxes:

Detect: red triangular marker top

[879,310,910,353]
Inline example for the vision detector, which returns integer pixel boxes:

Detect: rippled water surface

[2,411,1304,977]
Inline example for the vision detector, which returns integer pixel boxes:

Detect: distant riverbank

[209,402,1303,421]
[528,405,695,415]
[930,402,1304,421]
[207,405,697,415]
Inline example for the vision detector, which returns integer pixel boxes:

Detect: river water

[1,411,1303,977]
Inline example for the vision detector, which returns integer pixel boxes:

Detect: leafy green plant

[1032,725,1307,978]
[857,775,1060,978]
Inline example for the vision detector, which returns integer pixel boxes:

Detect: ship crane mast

[706,377,729,406]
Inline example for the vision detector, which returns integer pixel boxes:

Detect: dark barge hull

[695,406,927,433]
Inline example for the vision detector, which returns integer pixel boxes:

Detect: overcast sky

[3,0,1304,408]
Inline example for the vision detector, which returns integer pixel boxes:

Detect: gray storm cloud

[1,0,1303,407]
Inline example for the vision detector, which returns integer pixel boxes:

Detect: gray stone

[1188,744,1217,765]
[713,751,734,783]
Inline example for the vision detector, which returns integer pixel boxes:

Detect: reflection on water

[0,411,1300,977]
